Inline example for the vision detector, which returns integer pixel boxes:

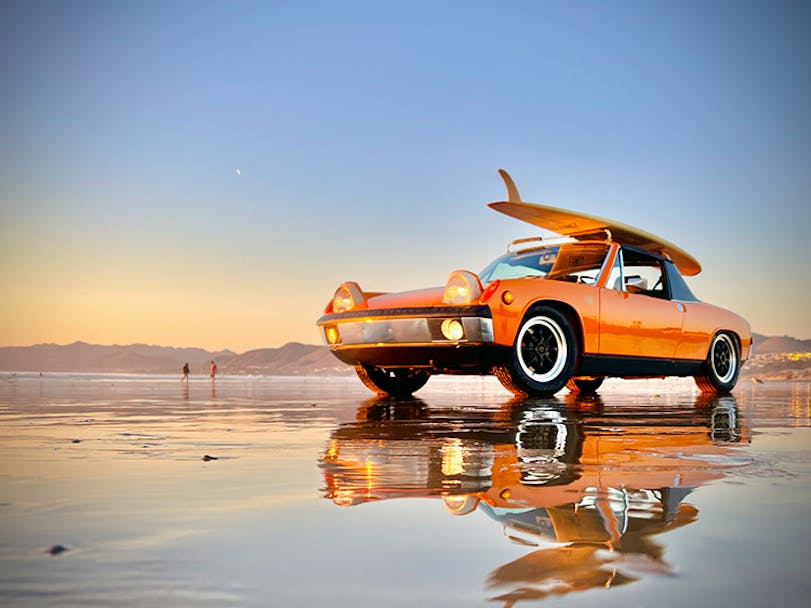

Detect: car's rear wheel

[355,365,430,396]
[493,306,577,397]
[566,377,604,394]
[694,332,740,394]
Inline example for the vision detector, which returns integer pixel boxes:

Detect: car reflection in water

[320,393,748,605]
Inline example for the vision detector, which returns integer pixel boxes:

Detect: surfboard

[488,169,702,276]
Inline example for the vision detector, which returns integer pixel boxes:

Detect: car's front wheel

[493,306,577,397]
[694,332,740,394]
[355,365,430,396]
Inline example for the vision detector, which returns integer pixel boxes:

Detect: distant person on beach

[209,360,217,379]
[182,362,190,382]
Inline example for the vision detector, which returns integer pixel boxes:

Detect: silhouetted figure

[209,360,217,379]
[182,362,190,383]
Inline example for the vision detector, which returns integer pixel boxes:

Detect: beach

[0,374,809,607]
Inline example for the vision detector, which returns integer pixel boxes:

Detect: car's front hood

[365,286,446,309]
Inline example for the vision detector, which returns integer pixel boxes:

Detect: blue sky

[1,0,809,350]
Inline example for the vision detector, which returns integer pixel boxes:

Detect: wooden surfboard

[488,169,702,276]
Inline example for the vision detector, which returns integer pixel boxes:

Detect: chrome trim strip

[318,304,491,323]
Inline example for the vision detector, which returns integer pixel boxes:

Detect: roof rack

[506,235,575,253]
[570,228,613,241]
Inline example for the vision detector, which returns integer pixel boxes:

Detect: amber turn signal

[325,326,340,345]
[501,291,514,305]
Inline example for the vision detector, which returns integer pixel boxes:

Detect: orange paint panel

[482,438,727,510]
[486,278,601,352]
[366,286,445,308]
[676,302,753,361]
[598,289,684,357]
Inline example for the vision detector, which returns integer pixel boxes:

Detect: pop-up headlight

[442,271,483,305]
[332,281,366,313]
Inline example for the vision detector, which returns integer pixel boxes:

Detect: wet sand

[0,374,809,607]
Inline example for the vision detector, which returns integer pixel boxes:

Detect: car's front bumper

[316,305,502,372]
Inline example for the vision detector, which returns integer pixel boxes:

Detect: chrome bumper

[317,306,494,347]
[321,316,493,346]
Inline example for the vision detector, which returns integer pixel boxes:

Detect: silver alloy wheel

[711,333,737,384]
[516,316,568,383]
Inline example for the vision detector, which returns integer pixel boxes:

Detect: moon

[235,168,241,176]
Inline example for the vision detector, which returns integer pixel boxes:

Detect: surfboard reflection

[320,394,748,603]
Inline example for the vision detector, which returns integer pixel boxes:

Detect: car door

[598,247,685,359]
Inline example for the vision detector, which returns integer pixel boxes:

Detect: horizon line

[2,332,810,353]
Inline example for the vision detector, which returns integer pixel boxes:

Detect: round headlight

[440,318,464,341]
[442,494,480,516]
[332,489,359,508]
[332,286,354,313]
[442,270,483,305]
[332,285,354,312]
[331,282,366,313]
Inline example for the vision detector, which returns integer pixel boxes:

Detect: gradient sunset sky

[2,1,809,352]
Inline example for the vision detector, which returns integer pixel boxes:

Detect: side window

[621,247,668,299]
[665,261,699,302]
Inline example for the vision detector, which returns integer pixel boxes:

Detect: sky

[1,0,809,352]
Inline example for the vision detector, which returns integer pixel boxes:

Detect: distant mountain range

[0,333,808,376]
[751,333,811,354]
[0,341,349,375]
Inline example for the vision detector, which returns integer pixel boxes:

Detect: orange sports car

[316,170,751,397]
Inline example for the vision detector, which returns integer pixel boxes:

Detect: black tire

[566,377,604,394]
[493,306,577,397]
[694,332,740,394]
[354,365,430,396]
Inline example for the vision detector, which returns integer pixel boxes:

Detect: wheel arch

[695,329,743,394]
[523,300,585,357]
[705,328,743,360]
[493,299,582,397]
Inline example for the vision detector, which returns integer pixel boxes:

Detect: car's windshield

[479,243,610,284]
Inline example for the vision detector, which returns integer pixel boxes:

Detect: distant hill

[218,342,350,375]
[751,333,811,355]
[0,341,349,375]
[1,332,808,376]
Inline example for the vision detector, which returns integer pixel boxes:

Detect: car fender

[675,302,752,361]
[485,279,600,353]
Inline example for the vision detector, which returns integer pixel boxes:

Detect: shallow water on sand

[0,374,809,607]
